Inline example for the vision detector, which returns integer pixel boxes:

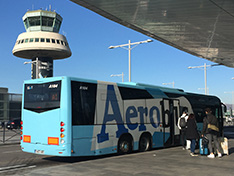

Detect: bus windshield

[24,81,61,113]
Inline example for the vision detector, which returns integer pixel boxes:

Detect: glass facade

[42,16,54,27]
[0,89,22,121]
[28,16,40,26]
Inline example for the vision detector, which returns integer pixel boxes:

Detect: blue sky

[1,0,234,104]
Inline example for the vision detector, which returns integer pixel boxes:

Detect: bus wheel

[118,136,132,154]
[139,135,151,152]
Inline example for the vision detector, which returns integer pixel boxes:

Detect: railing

[0,122,20,144]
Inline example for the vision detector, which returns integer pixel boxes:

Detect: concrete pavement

[11,139,234,176]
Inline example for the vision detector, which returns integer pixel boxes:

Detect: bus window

[71,81,97,125]
[118,87,153,100]
[24,81,61,113]
[192,108,206,123]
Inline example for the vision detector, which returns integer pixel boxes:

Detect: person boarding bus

[178,110,188,150]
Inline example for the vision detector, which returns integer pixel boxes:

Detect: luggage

[199,138,208,155]
[186,140,191,149]
[220,137,229,155]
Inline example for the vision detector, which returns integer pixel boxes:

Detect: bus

[20,76,224,156]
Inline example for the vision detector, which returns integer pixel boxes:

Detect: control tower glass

[23,10,62,33]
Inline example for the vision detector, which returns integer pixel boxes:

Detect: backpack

[179,117,186,128]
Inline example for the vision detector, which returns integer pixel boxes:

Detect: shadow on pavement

[43,153,120,164]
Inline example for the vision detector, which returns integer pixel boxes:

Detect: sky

[1,0,234,104]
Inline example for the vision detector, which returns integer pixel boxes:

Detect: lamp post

[109,39,153,82]
[162,81,175,88]
[24,57,40,79]
[188,63,220,95]
[110,72,124,82]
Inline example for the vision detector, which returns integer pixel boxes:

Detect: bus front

[21,77,71,156]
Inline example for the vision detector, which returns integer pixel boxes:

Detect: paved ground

[10,138,234,176]
[0,126,233,176]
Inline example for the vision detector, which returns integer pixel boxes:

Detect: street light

[110,72,124,82]
[109,39,153,82]
[24,57,40,79]
[188,63,220,95]
[162,81,175,88]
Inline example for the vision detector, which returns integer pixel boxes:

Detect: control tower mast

[12,9,71,79]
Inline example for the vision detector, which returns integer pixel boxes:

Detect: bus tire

[118,136,132,154]
[139,135,151,152]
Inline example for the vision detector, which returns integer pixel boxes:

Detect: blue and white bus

[21,76,224,156]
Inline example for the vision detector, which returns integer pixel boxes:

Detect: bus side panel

[91,82,123,155]
[92,83,171,153]
[72,126,96,156]
[94,125,119,155]
[152,132,166,148]
[72,125,118,156]
[146,99,167,148]
[122,99,147,149]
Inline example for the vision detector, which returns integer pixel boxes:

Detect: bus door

[161,99,180,147]
[173,99,180,145]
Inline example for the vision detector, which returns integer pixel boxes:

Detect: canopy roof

[71,0,234,67]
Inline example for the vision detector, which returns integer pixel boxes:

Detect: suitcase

[220,137,229,155]
[199,138,208,155]
[186,140,191,149]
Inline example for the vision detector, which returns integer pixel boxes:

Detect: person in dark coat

[186,113,199,156]
[201,108,222,158]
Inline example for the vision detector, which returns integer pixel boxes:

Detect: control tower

[12,9,71,79]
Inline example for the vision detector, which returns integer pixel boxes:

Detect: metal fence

[0,92,21,144]
[0,123,20,144]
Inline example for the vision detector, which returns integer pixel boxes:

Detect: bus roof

[23,76,220,101]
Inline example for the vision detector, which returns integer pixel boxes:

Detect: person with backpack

[178,110,188,150]
[201,108,222,158]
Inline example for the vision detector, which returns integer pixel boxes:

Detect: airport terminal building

[0,87,22,122]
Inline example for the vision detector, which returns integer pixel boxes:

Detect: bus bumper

[21,142,71,157]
